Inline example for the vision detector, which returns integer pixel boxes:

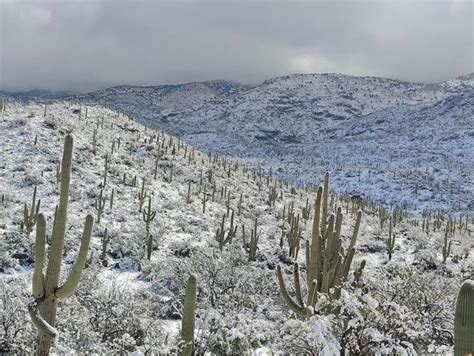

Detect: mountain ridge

[2,72,472,214]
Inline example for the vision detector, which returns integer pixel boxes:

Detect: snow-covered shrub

[0,279,35,353]
[364,265,458,352]
[43,116,62,130]
[329,287,416,354]
[57,270,167,353]
[169,246,249,308]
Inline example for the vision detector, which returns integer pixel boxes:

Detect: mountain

[71,80,248,126]
[0,89,72,100]
[1,73,472,214]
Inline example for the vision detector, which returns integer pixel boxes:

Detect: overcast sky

[0,0,472,93]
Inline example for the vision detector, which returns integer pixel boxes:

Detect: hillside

[0,102,472,353]
[5,73,471,215]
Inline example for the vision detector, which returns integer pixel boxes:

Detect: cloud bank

[0,0,472,92]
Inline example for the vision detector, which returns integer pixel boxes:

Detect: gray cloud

[0,0,472,92]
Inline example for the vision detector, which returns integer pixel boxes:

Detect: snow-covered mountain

[2,73,473,214]
[1,102,472,354]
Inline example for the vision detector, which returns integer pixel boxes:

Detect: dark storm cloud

[0,0,472,92]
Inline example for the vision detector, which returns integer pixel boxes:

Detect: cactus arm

[320,214,335,294]
[308,187,322,288]
[305,239,310,269]
[55,214,93,300]
[307,279,318,310]
[28,303,58,338]
[36,199,41,217]
[32,186,37,212]
[348,210,362,253]
[321,172,329,236]
[180,275,197,356]
[32,213,46,299]
[330,253,343,290]
[334,209,343,253]
[293,263,304,307]
[277,266,306,316]
[342,248,356,281]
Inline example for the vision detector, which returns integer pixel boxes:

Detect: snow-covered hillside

[159,74,474,216]
[6,73,470,215]
[0,102,472,353]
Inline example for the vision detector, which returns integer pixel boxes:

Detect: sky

[0,0,473,93]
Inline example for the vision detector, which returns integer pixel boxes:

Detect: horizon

[2,70,473,95]
[1,0,472,93]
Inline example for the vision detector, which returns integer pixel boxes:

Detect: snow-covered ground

[0,101,473,353]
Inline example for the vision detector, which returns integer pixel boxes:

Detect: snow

[0,97,472,353]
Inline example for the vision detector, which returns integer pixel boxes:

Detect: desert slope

[0,101,472,353]
[2,73,472,214]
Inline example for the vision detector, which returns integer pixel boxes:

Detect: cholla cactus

[29,134,93,355]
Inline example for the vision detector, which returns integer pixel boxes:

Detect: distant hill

[2,73,472,214]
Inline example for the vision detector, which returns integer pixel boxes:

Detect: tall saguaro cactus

[179,275,197,356]
[29,134,93,355]
[277,173,364,317]
[454,280,474,355]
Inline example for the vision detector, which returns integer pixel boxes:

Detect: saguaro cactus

[94,189,106,224]
[286,213,302,258]
[29,134,93,355]
[186,181,192,204]
[179,275,197,356]
[143,197,157,260]
[268,184,278,206]
[23,186,41,234]
[454,280,474,355]
[102,153,108,187]
[137,178,147,212]
[101,228,112,267]
[202,186,209,214]
[243,218,259,262]
[215,211,238,252]
[277,173,364,317]
[442,223,452,265]
[387,216,395,261]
